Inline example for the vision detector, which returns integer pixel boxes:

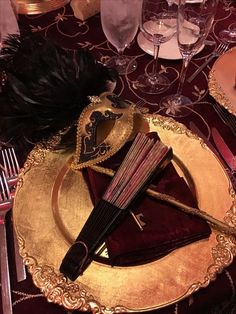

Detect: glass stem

[116,48,126,66]
[149,43,160,83]
[177,56,191,96]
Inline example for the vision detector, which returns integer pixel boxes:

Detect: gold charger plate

[16,0,69,14]
[209,47,236,116]
[14,114,236,313]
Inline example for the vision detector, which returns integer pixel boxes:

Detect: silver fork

[135,99,150,112]
[187,42,229,83]
[2,148,20,187]
[213,103,236,136]
[1,148,26,282]
[0,171,13,314]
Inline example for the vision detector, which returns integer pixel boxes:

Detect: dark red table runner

[1,1,236,313]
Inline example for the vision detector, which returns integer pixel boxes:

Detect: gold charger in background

[16,0,69,14]
[14,114,236,313]
[209,47,236,116]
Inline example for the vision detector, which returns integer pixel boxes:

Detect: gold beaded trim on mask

[70,92,138,171]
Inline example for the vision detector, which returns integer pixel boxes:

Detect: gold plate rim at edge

[16,0,69,15]
[13,114,236,313]
[208,47,236,116]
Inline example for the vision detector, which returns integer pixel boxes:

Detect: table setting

[0,0,236,313]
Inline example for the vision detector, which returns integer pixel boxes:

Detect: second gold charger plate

[16,0,69,14]
[209,47,236,116]
[14,114,236,313]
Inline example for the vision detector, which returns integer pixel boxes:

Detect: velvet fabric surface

[84,147,211,266]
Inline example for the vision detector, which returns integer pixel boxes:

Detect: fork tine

[136,100,143,106]
[7,148,19,176]
[216,42,228,55]
[222,43,228,53]
[136,99,146,107]
[6,149,15,177]
[216,42,223,53]
[2,147,20,179]
[187,42,229,83]
[213,103,236,136]
[3,173,11,201]
[0,172,11,202]
[2,150,11,179]
[221,43,228,53]
[11,148,20,173]
[0,175,6,202]
[0,175,6,201]
[214,103,234,124]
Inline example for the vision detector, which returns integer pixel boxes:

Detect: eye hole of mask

[96,119,116,146]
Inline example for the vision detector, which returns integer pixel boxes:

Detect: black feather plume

[0,33,117,151]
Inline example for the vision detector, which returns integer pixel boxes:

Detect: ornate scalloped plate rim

[14,114,236,313]
[209,47,236,116]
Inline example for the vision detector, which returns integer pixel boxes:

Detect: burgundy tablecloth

[1,1,236,313]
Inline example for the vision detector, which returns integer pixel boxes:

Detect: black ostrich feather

[0,33,117,151]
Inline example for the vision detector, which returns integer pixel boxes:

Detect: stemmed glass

[160,0,219,117]
[167,0,177,18]
[100,0,142,75]
[219,22,236,44]
[136,0,177,94]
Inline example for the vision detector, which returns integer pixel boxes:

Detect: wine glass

[218,22,236,44]
[100,0,142,75]
[136,0,177,94]
[167,0,177,18]
[160,0,219,117]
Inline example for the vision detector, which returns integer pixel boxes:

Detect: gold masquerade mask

[71,92,143,170]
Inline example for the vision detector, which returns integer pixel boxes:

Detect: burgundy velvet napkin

[83,145,211,266]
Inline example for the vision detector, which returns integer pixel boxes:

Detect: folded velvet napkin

[83,144,211,266]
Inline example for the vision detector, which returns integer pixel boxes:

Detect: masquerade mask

[71,92,141,170]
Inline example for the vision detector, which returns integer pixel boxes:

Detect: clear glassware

[219,22,236,44]
[100,0,142,75]
[166,0,177,18]
[160,0,219,117]
[136,0,177,94]
[167,0,175,6]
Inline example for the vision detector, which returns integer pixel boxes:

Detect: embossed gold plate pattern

[14,115,236,313]
[16,0,69,15]
[209,47,236,116]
